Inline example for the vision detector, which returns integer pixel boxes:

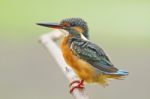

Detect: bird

[37,18,128,93]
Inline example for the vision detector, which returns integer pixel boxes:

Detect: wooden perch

[39,30,89,99]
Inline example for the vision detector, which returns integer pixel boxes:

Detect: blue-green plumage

[70,38,116,72]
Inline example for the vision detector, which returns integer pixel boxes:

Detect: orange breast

[61,35,97,82]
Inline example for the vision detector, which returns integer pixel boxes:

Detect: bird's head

[37,18,89,39]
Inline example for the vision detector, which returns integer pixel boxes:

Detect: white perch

[39,30,89,99]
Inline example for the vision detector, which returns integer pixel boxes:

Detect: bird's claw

[69,80,84,93]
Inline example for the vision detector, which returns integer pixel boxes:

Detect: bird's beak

[36,22,63,29]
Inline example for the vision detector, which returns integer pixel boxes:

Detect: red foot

[69,80,84,93]
[69,80,80,87]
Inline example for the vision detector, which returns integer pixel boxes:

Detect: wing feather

[70,38,118,73]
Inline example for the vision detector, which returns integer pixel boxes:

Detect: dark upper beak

[36,22,63,29]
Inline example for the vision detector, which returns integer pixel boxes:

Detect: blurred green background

[0,0,150,99]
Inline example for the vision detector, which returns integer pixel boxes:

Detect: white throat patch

[80,33,89,41]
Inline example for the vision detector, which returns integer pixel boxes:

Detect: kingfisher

[37,18,128,93]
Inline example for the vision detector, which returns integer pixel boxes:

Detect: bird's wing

[70,38,118,73]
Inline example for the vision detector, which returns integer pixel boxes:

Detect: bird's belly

[61,43,97,82]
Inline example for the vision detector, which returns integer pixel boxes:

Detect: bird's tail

[108,69,129,76]
[105,69,129,79]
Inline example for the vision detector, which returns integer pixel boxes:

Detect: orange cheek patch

[73,26,84,34]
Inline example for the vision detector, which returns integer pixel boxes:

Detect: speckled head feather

[60,18,89,39]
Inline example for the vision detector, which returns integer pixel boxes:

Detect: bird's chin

[60,29,69,36]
